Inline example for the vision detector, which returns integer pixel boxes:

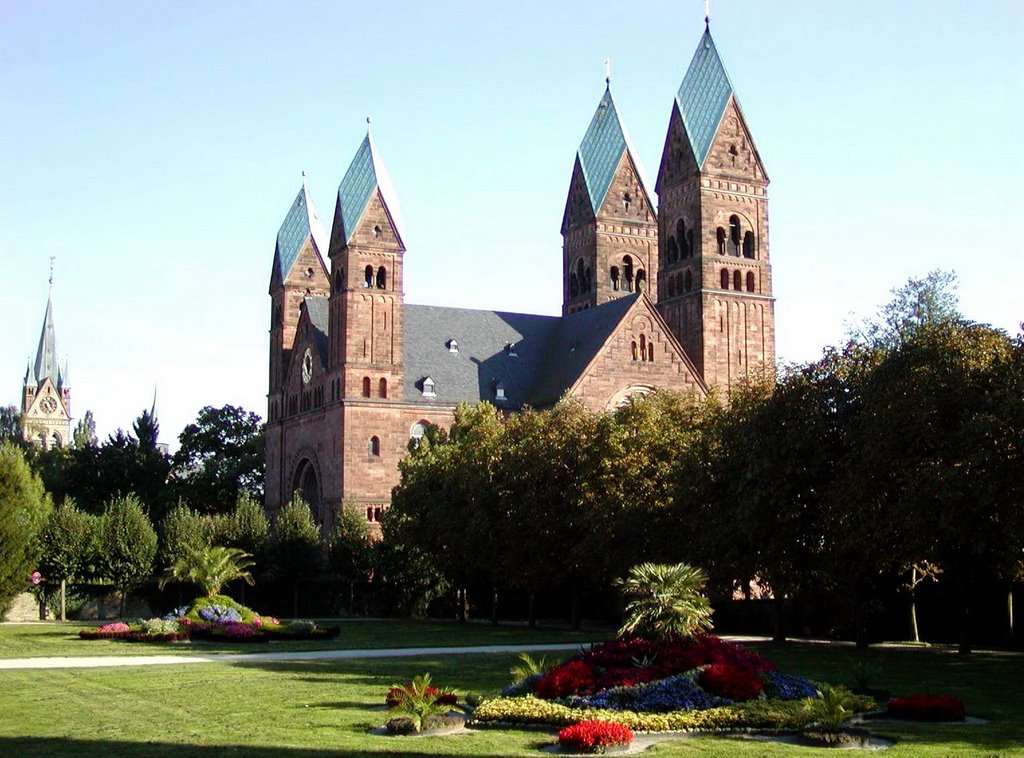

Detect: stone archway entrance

[291,459,321,524]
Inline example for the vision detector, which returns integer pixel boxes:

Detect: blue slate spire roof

[577,86,652,214]
[677,28,735,169]
[273,178,328,282]
[336,127,406,246]
[31,290,63,389]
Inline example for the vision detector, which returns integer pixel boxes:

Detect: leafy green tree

[270,494,323,616]
[159,545,254,598]
[329,503,373,615]
[173,405,264,515]
[98,494,157,616]
[0,442,52,612]
[0,406,22,443]
[223,494,270,558]
[72,410,97,449]
[37,499,98,619]
[616,562,714,641]
[158,504,209,572]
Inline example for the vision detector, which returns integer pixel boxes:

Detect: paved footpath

[0,642,595,670]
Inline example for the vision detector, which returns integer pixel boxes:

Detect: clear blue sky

[3,1,1022,445]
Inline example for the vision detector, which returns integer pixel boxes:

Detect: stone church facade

[265,26,775,528]
[21,284,72,448]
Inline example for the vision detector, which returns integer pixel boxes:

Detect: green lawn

[0,626,1020,756]
[0,619,605,658]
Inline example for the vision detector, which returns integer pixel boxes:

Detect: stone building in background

[264,25,775,528]
[22,280,71,448]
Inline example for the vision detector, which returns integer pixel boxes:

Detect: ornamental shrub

[699,663,763,702]
[558,720,633,753]
[761,671,820,701]
[0,442,52,613]
[616,562,714,641]
[887,694,966,721]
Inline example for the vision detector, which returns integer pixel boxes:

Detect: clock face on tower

[40,397,58,414]
[301,348,313,384]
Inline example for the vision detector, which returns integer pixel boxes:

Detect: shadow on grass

[0,738,524,758]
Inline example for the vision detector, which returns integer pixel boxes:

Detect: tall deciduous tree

[0,406,22,443]
[37,499,98,619]
[329,503,373,615]
[173,405,264,515]
[98,494,157,616]
[271,494,322,616]
[72,410,97,449]
[0,442,52,613]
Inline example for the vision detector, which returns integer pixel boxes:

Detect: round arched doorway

[291,459,321,525]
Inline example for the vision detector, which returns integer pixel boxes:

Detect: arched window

[733,270,742,291]
[648,343,654,362]
[376,266,387,289]
[684,269,693,292]
[687,229,695,257]
[631,340,638,361]
[364,265,373,287]
[677,219,690,258]
[379,377,387,398]
[362,377,371,397]
[410,421,428,448]
[623,191,631,212]
[721,269,730,289]
[623,256,634,291]
[585,266,592,292]
[576,259,586,292]
[366,507,373,521]
[569,273,579,298]
[639,334,647,356]
[369,436,381,457]
[716,227,726,255]
[667,237,678,264]
[668,275,677,297]
[334,269,344,291]
[746,272,756,292]
[743,231,755,259]
[635,268,646,291]
[729,215,741,255]
[610,266,620,291]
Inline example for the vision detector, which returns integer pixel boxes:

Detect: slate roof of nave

[677,28,735,169]
[576,87,652,216]
[402,294,640,409]
[273,185,328,283]
[336,130,406,246]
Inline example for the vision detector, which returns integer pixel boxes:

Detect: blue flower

[761,671,819,700]
[576,674,731,712]
[198,605,242,623]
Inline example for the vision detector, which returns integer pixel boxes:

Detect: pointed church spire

[32,281,60,388]
[271,171,329,285]
[150,385,158,424]
[675,27,735,169]
[335,122,406,247]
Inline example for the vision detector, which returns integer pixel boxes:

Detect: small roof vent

[505,342,518,357]
[494,380,507,401]
[421,376,436,397]
[447,339,459,354]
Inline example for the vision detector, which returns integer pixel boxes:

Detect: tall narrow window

[667,237,678,264]
[687,229,695,257]
[631,340,638,361]
[379,377,387,398]
[684,269,693,292]
[635,269,646,291]
[721,269,730,289]
[733,270,742,291]
[729,215,741,255]
[576,259,585,292]
[648,343,654,362]
[362,377,371,397]
[623,256,634,291]
[369,436,380,457]
[746,272,756,292]
[640,334,647,355]
[334,269,343,291]
[668,275,677,297]
[569,273,579,298]
[623,192,631,212]
[743,231,755,259]
[677,219,690,258]
[716,227,726,255]
[376,266,387,289]
[610,266,620,291]
[364,265,373,287]
[585,266,592,292]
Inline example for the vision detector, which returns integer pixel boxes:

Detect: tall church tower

[561,84,658,315]
[22,279,71,448]
[655,26,775,390]
[267,176,331,423]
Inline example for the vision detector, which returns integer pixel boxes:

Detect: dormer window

[494,381,506,401]
[447,339,458,354]
[505,342,518,358]
[421,377,436,397]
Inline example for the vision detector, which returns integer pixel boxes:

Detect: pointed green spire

[336,121,406,247]
[676,28,735,169]
[273,172,328,283]
[32,288,60,388]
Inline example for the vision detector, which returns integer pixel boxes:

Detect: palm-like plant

[159,545,255,597]
[616,562,714,641]
[387,673,458,732]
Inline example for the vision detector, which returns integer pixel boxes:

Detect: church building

[22,280,72,448]
[264,26,775,528]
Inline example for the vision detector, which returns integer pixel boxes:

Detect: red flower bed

[534,660,600,698]
[558,720,633,753]
[887,694,966,721]
[698,663,763,701]
[385,685,458,707]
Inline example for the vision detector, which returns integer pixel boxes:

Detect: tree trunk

[957,560,971,655]
[772,594,786,642]
[1008,585,1014,645]
[59,579,66,622]
[491,585,499,626]
[460,587,469,623]
[528,591,537,628]
[119,589,127,618]
[909,567,920,643]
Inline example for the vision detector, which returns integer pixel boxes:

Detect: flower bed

[558,720,633,753]
[886,694,966,721]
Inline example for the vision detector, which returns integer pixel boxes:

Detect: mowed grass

[0,619,606,659]
[0,628,1020,757]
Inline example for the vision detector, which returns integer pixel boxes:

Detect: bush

[886,694,966,721]
[558,720,633,753]
[616,563,714,641]
[98,495,157,610]
[158,504,208,571]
